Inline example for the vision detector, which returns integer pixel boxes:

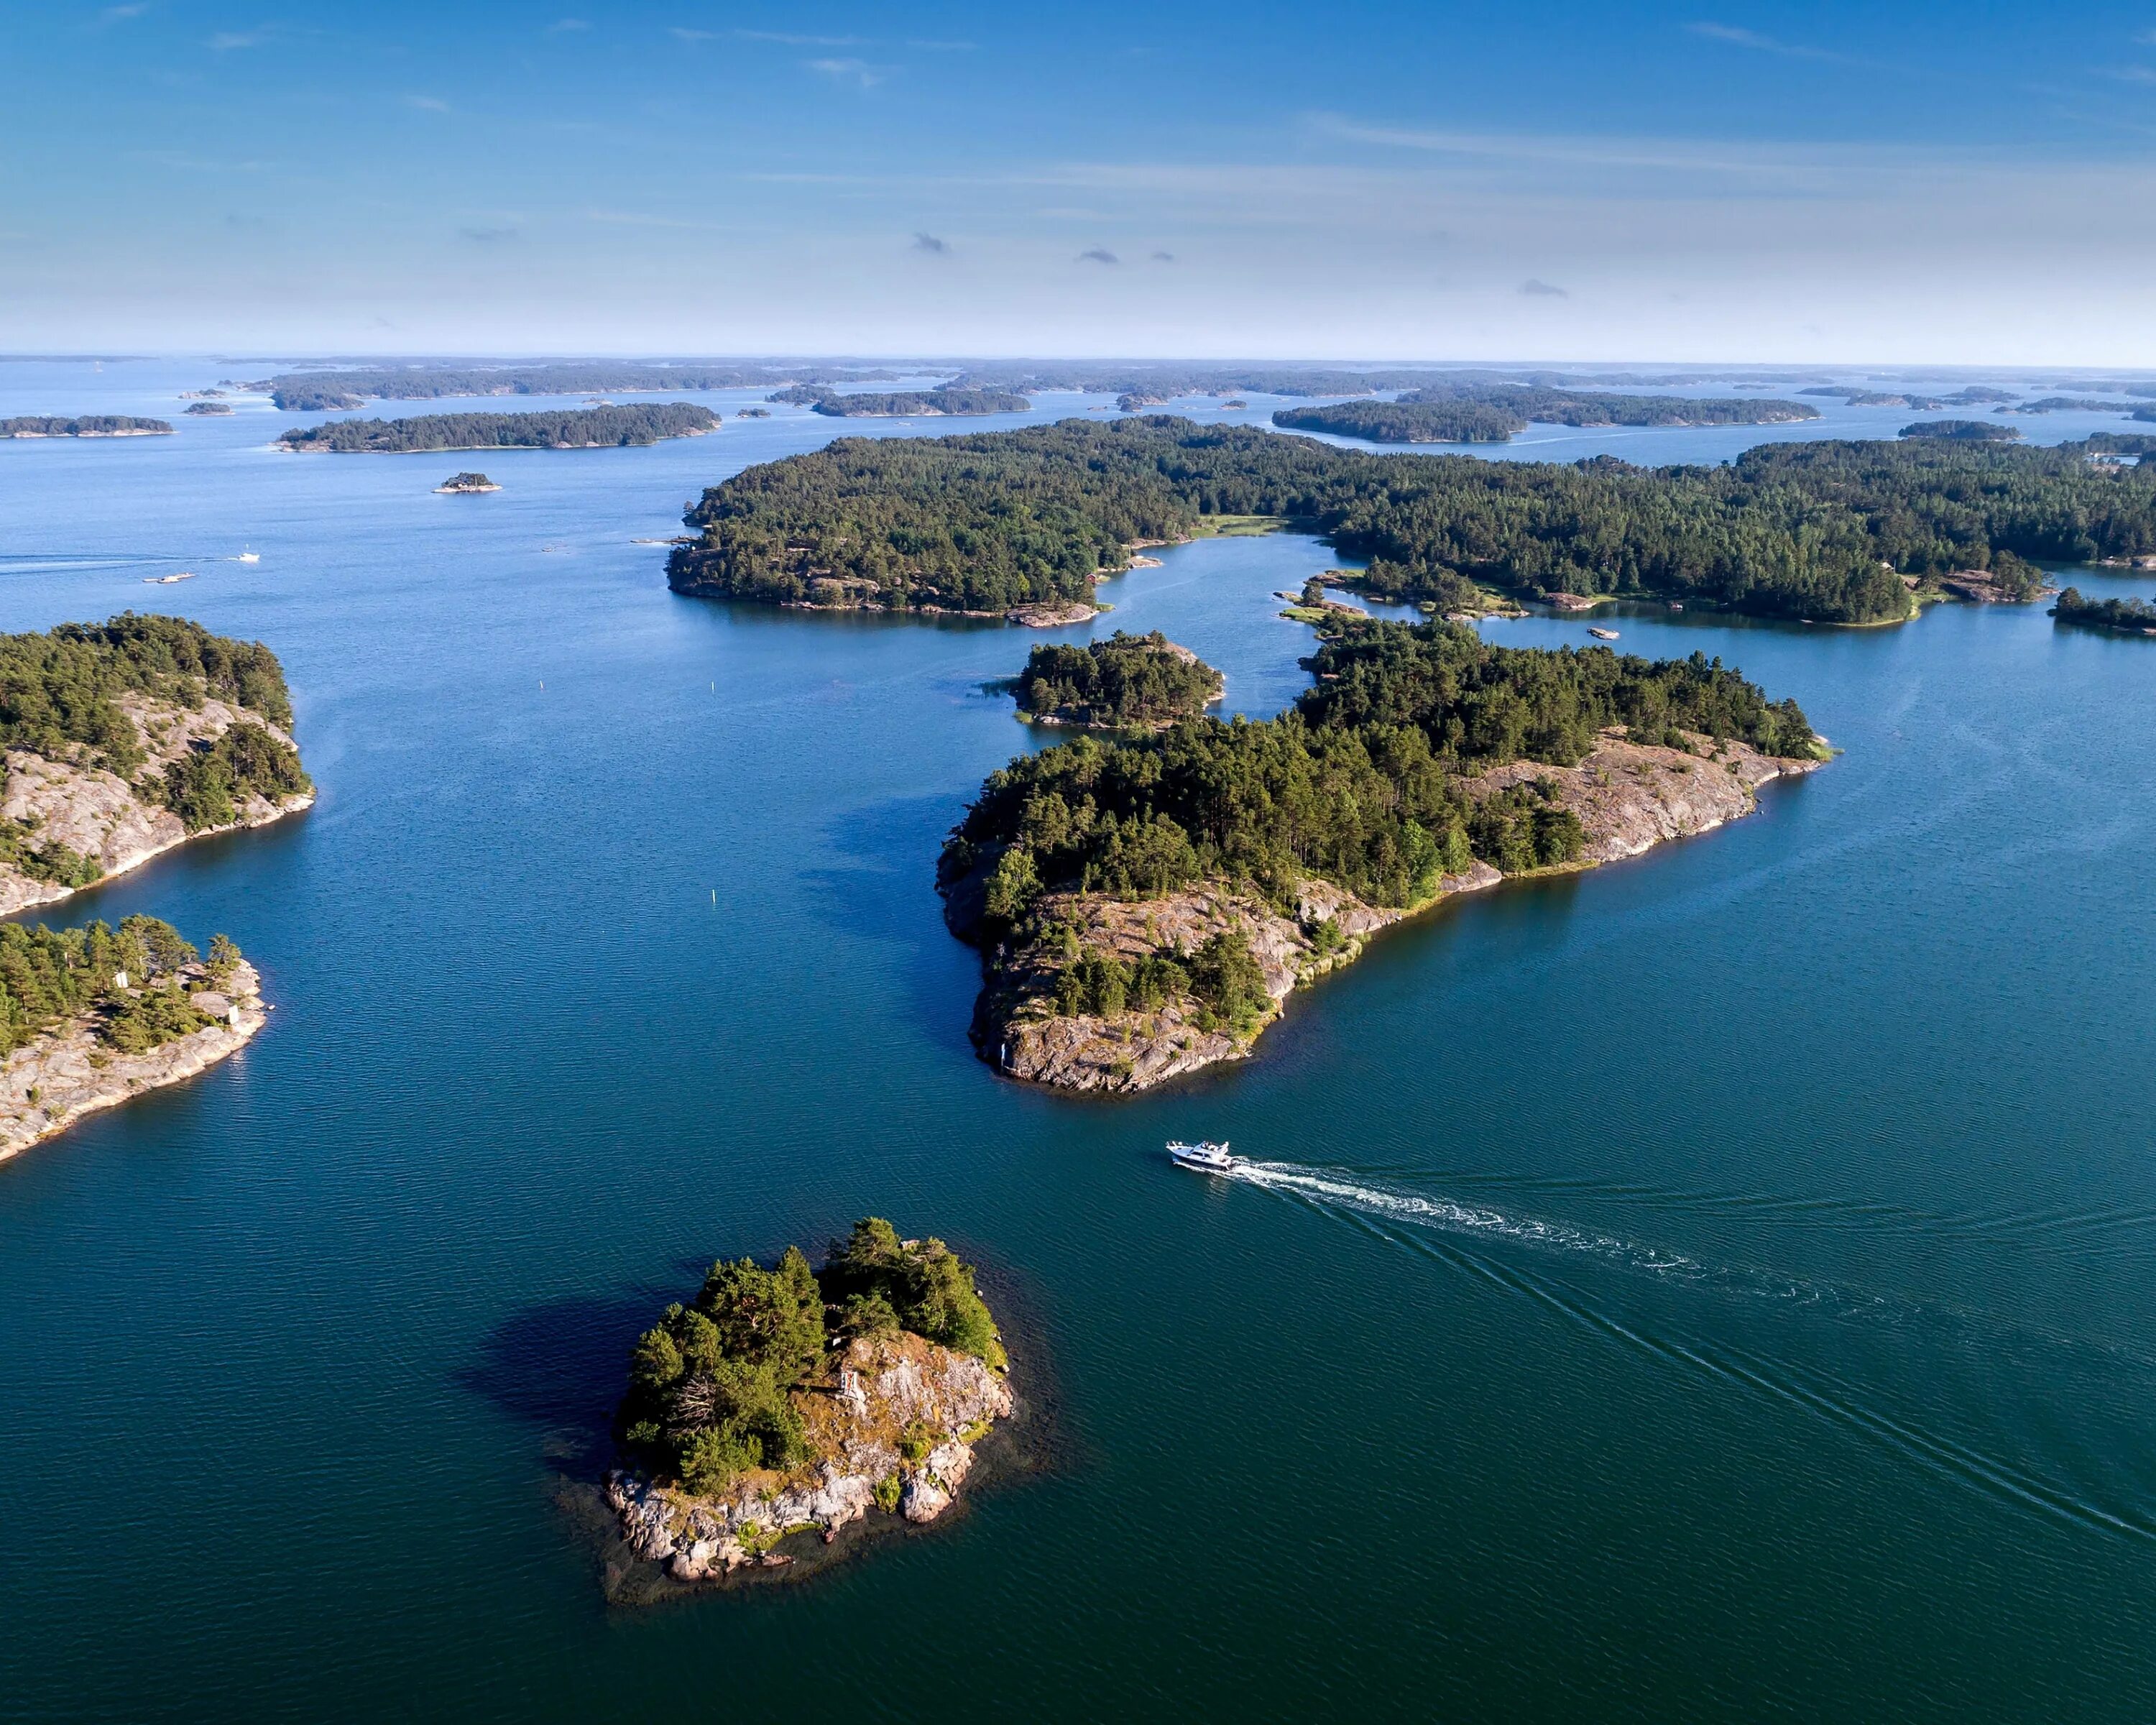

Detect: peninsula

[940,617,1826,1091]
[665,416,2132,625]
[0,916,268,1162]
[609,1218,1010,1585]
[276,402,717,454]
[1013,630,1224,728]
[0,615,313,917]
[1,415,172,438]
[241,363,896,412]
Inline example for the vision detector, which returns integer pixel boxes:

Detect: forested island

[0,615,312,916]
[940,615,1826,1090]
[1,415,172,438]
[771,386,1031,417]
[1273,386,1818,445]
[2052,586,2156,633]
[277,402,717,453]
[434,472,499,493]
[1013,631,1224,728]
[608,1218,1011,1585]
[1901,419,2022,441]
[183,402,235,417]
[666,415,2144,625]
[243,363,892,412]
[0,916,269,1162]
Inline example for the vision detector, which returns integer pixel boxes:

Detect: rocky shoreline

[0,958,267,1163]
[607,1330,1012,1585]
[0,693,314,918]
[945,730,1824,1092]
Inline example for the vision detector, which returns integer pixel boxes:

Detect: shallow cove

[1,360,2155,1721]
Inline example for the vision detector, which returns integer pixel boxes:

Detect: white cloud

[805,58,886,88]
[1686,22,1844,62]
[742,29,866,47]
[405,94,451,113]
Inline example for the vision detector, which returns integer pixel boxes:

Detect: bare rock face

[609,1332,1012,1584]
[951,729,1822,1094]
[0,693,312,917]
[1467,732,1823,865]
[0,960,268,1164]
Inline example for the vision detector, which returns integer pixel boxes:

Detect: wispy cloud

[459,226,520,244]
[405,94,451,112]
[806,57,886,88]
[1519,278,1569,297]
[99,3,152,21]
[911,231,951,254]
[2109,64,2156,83]
[1687,21,1844,63]
[907,39,976,50]
[545,18,589,33]
[1077,247,1120,264]
[206,27,270,50]
[742,29,866,47]
[669,27,717,42]
[1151,249,1175,262]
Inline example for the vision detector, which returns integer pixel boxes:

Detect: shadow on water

[458,1289,659,1469]
[798,791,983,1064]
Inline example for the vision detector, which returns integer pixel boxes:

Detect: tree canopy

[945,616,1815,921]
[670,415,2148,623]
[617,1220,1003,1496]
[1014,630,1224,727]
[276,402,717,453]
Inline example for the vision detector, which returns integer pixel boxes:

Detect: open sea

[1,362,2153,1721]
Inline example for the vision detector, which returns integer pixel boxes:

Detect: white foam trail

[1227,1159,2156,1540]
[1233,1161,1727,1284]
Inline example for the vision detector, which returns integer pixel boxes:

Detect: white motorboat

[1168,1139,1238,1173]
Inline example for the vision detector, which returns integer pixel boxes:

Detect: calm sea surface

[2,363,2154,1721]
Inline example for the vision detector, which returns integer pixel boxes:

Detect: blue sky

[9,1,2156,360]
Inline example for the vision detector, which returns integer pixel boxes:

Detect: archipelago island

[277,402,717,454]
[1012,631,1224,729]
[941,615,1827,1090]
[0,918,270,1162]
[608,1219,1010,1587]
[664,415,2145,626]
[1,415,172,438]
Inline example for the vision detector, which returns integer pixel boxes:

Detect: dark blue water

[2,361,2154,1721]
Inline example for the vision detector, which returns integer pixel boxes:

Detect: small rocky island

[2052,586,2156,635]
[940,617,1828,1091]
[0,616,313,917]
[0,415,173,438]
[608,1218,1010,1586]
[184,402,236,417]
[434,472,499,493]
[1013,630,1224,728]
[0,916,267,1162]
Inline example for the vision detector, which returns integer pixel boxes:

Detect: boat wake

[1225,1158,2156,1541]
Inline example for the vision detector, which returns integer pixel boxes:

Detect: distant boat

[1588,626,1620,640]
[236,548,259,564]
[1168,1139,1239,1173]
[144,571,196,584]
